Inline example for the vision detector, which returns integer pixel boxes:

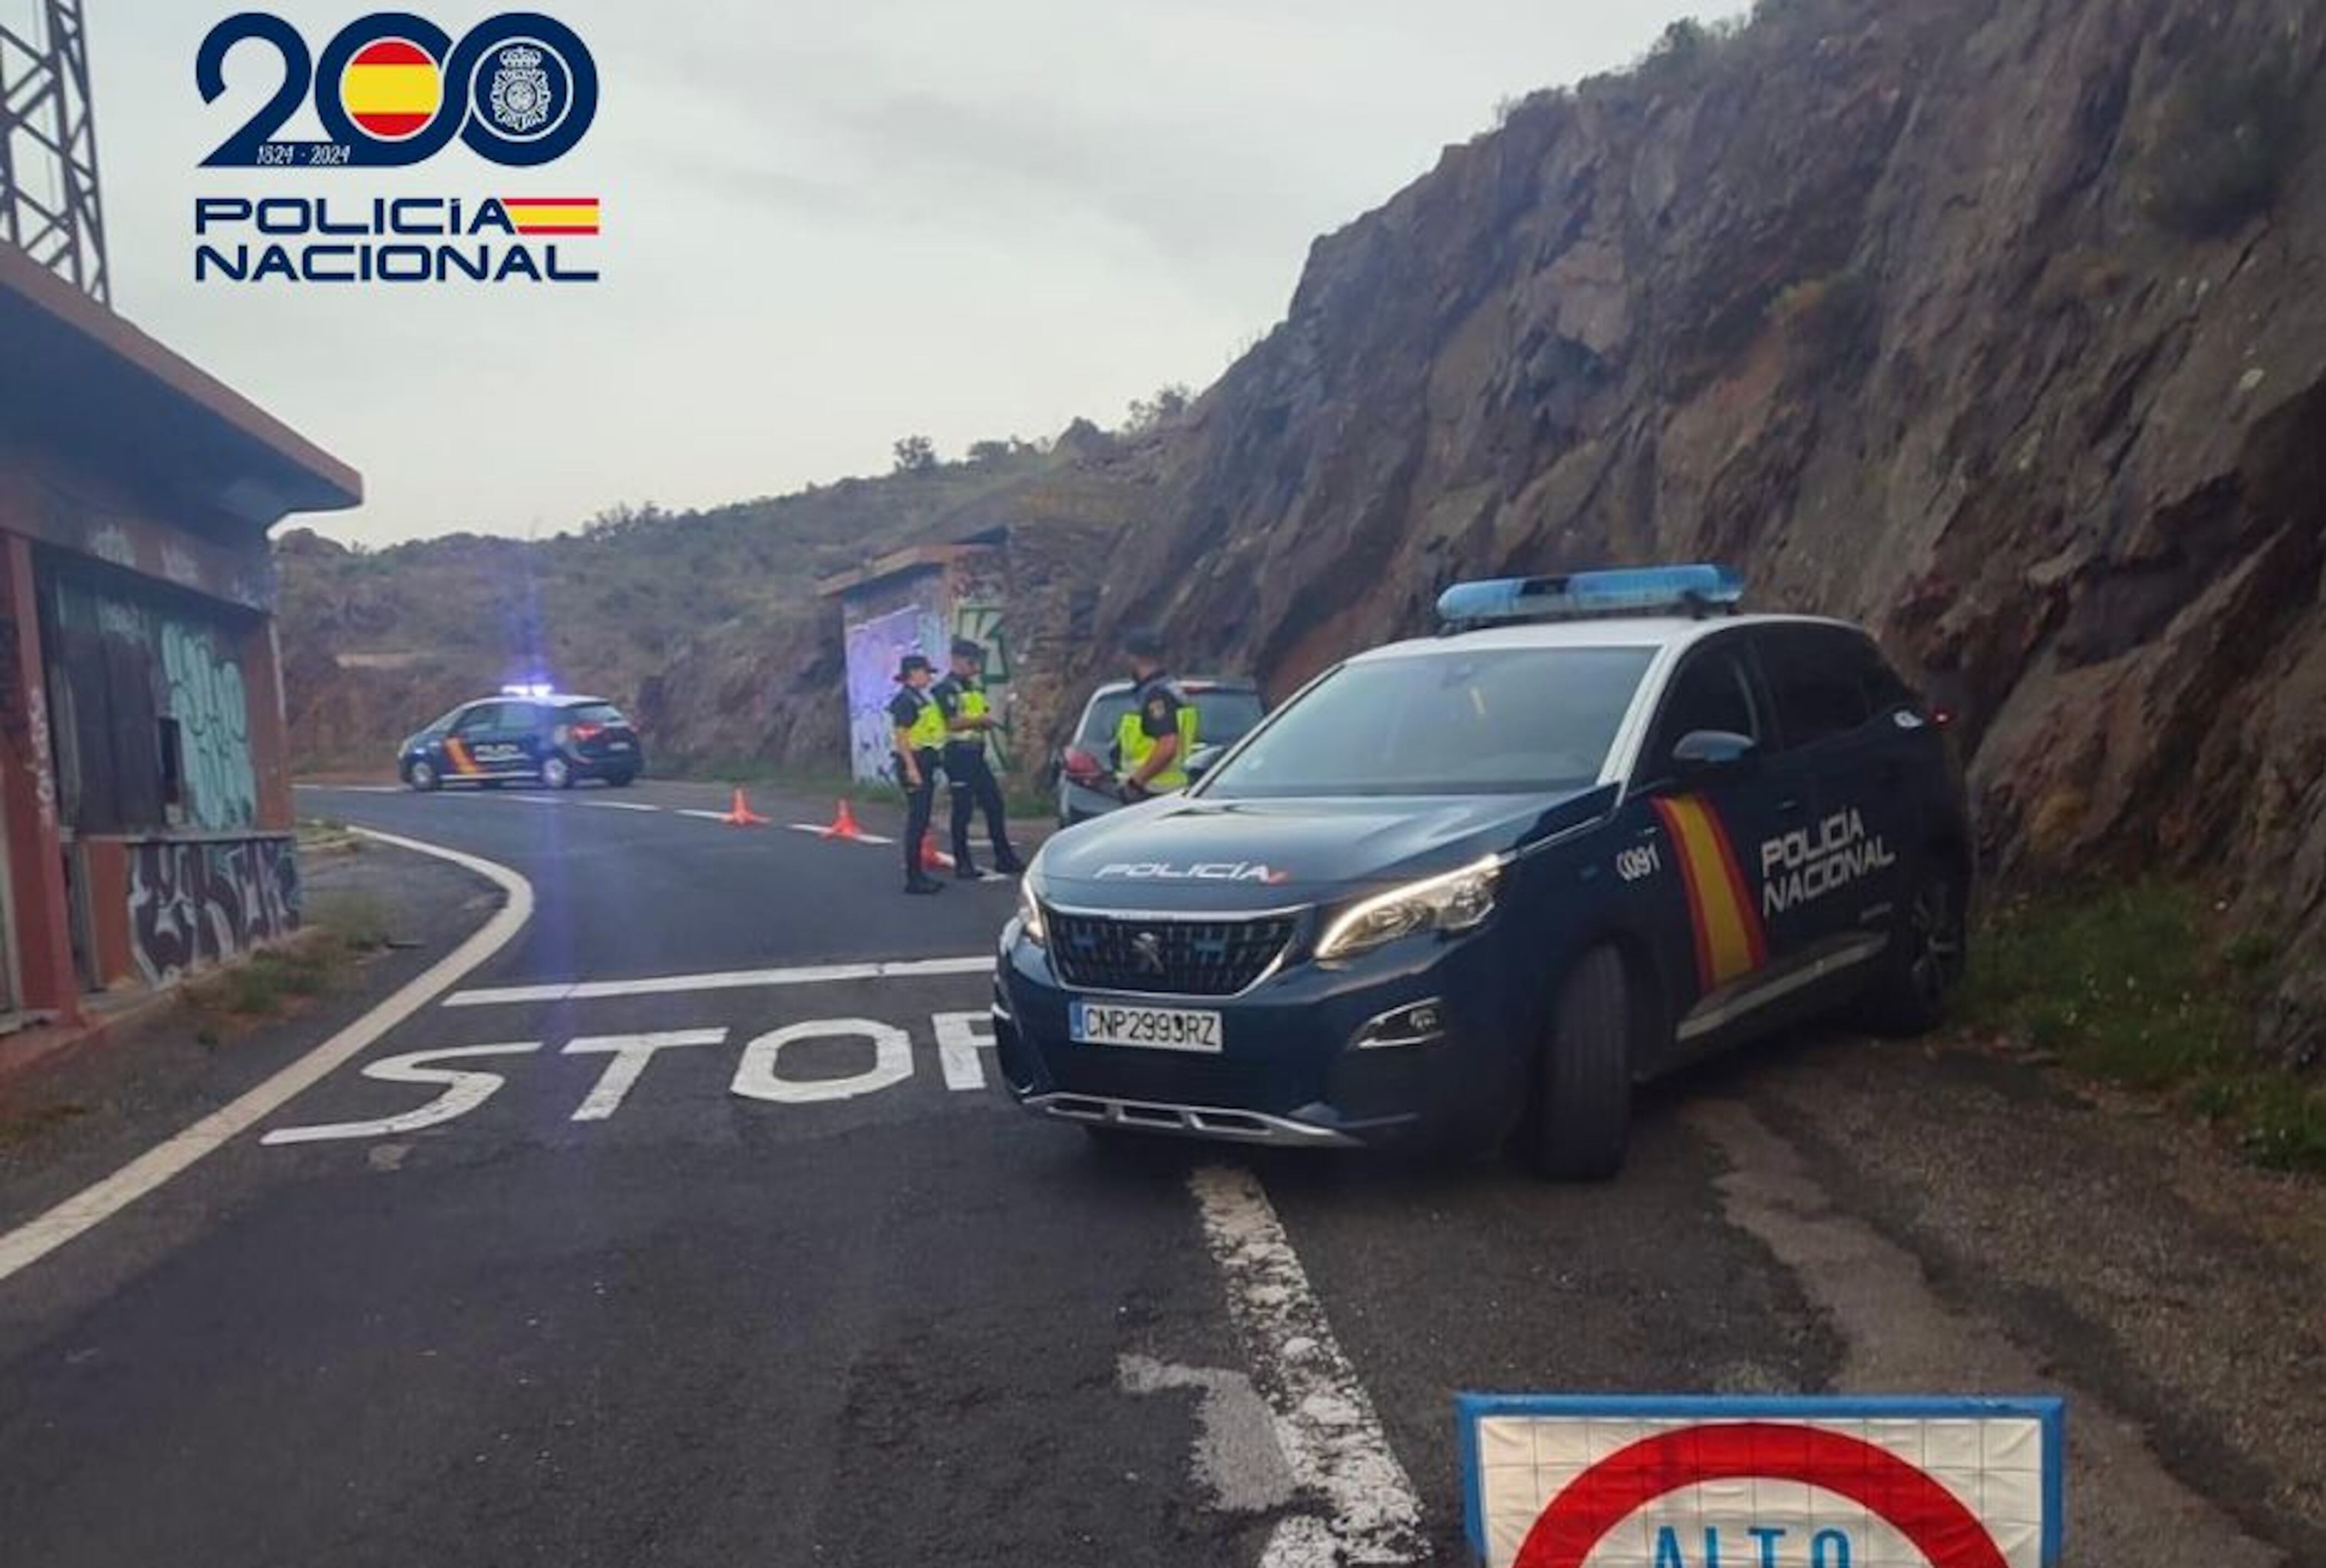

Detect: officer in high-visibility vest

[1113,628,1199,804]
[933,637,1025,880]
[887,653,949,895]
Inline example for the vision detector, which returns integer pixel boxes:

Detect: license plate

[608,741,632,751]
[1069,1000,1222,1053]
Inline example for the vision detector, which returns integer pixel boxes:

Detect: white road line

[1190,1165,1425,1566]
[508,794,562,805]
[442,954,991,1007]
[786,823,898,846]
[675,809,732,822]
[583,800,661,813]
[0,829,535,1285]
[296,784,401,794]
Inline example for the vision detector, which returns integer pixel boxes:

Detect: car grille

[1047,911,1296,997]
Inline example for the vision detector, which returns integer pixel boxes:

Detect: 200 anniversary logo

[193,10,603,286]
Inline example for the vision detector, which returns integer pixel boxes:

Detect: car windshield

[1199,646,1654,798]
[1076,688,1263,749]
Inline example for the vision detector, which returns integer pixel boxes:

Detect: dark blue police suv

[400,688,645,791]
[992,568,1970,1179]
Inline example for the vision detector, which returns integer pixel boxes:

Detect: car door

[1752,624,1914,972]
[1624,629,1814,1059]
[494,701,547,776]
[442,702,503,781]
[450,701,525,779]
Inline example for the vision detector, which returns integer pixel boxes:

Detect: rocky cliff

[1032,0,2324,1061]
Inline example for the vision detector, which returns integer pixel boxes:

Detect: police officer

[1113,628,1199,803]
[888,654,949,895]
[933,637,1025,880]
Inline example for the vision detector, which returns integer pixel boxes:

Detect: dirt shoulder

[1731,1032,2326,1565]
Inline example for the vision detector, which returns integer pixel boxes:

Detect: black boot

[954,859,984,881]
[905,874,946,895]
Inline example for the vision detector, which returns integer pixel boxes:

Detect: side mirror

[1670,730,1758,778]
[1184,744,1223,783]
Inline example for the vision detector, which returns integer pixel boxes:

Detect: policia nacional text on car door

[991,567,1972,1180]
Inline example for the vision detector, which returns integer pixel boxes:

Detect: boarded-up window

[39,562,258,834]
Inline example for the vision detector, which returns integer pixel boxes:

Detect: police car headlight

[1016,867,1049,947]
[1314,855,1506,961]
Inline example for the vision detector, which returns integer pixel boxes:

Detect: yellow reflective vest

[1116,678,1199,791]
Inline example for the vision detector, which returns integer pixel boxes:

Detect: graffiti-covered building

[0,244,360,1031]
[820,531,1014,784]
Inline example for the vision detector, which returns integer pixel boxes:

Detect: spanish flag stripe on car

[1651,795,1769,989]
[442,737,483,776]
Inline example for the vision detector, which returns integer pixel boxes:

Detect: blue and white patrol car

[993,567,1970,1179]
[399,687,645,791]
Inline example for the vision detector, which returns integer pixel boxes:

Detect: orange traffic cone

[821,799,865,841]
[723,788,769,827]
[920,831,953,873]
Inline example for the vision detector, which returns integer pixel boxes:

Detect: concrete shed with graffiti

[0,244,360,1031]
[819,530,1015,785]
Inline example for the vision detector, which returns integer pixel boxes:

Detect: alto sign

[1459,1395,2064,1568]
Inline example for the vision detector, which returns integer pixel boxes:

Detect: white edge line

[1191,1164,1425,1564]
[781,819,888,842]
[674,809,732,821]
[583,801,661,813]
[0,828,536,1285]
[442,954,991,1008]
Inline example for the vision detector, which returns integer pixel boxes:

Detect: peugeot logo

[1130,931,1166,975]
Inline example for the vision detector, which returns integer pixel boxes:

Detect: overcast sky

[74,0,1741,544]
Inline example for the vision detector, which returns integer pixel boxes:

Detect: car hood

[1036,786,1616,909]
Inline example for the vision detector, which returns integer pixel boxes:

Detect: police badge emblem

[488,44,554,135]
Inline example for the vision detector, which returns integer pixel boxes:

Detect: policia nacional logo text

[193,12,602,287]
[1759,808,1894,917]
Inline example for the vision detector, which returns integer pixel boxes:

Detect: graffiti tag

[127,838,300,986]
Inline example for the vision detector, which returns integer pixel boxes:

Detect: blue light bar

[501,682,557,698]
[1436,565,1744,625]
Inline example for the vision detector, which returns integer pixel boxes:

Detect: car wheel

[606,769,636,788]
[406,759,439,792]
[1857,856,1968,1038]
[1521,945,1632,1181]
[541,755,574,791]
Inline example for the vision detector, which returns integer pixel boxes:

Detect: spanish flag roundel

[340,38,443,141]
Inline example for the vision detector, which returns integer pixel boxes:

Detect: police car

[992,567,1970,1179]
[1050,677,1269,826]
[400,687,645,791]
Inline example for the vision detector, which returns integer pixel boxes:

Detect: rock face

[1043,0,2324,1062]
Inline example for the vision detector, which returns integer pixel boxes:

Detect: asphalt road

[0,780,2306,1567]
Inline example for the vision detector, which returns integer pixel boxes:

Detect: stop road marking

[262,1012,1000,1146]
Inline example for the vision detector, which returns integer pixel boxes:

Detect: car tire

[406,759,439,792]
[1856,856,1969,1038]
[1522,945,1632,1182]
[606,769,636,788]
[541,756,574,791]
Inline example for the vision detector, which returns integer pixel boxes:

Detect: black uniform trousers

[899,746,942,881]
[944,742,1013,868]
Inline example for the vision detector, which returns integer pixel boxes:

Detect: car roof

[1085,675,1260,697]
[1349,612,1867,663]
[469,693,611,707]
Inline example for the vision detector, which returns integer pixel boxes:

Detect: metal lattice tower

[0,0,108,303]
